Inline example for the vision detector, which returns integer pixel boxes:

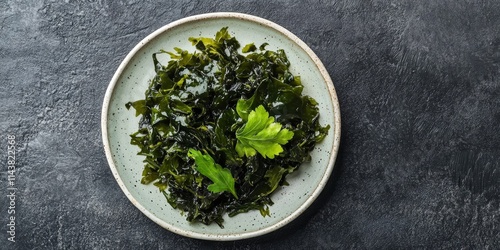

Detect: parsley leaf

[235,105,294,159]
[187,149,238,199]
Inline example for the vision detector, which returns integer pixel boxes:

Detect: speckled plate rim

[101,12,341,241]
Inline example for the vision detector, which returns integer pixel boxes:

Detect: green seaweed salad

[126,27,330,228]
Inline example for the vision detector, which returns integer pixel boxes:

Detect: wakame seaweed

[126,27,330,228]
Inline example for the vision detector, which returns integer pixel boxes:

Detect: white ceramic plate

[102,12,341,241]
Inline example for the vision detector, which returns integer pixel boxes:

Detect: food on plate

[126,27,329,227]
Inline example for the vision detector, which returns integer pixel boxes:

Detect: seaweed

[126,27,329,228]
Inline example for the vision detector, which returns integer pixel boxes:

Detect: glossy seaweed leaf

[125,27,330,227]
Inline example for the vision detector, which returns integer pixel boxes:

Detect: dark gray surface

[1,0,499,249]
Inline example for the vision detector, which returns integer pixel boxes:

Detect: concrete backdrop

[1,0,499,249]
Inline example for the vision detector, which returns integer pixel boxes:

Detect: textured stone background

[1,0,499,249]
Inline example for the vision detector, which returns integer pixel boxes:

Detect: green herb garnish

[235,105,294,159]
[188,149,238,199]
[126,27,330,228]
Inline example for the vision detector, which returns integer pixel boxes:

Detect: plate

[101,12,341,241]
